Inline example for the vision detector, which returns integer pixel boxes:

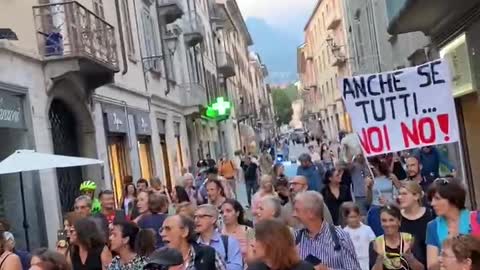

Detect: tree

[272,87,294,126]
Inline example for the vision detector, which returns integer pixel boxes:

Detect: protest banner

[340,59,459,156]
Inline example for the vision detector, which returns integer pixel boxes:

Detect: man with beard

[404,156,434,193]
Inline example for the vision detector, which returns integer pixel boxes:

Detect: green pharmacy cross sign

[205,97,232,120]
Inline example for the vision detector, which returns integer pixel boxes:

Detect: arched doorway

[49,99,83,212]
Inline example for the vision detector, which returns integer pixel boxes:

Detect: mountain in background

[246,18,301,84]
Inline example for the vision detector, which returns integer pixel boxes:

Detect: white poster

[340,59,459,156]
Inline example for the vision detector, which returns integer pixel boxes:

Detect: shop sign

[104,105,128,133]
[0,92,24,129]
[440,33,473,97]
[341,59,459,156]
[134,112,152,136]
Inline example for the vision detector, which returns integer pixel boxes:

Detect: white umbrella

[0,149,103,251]
[0,149,103,174]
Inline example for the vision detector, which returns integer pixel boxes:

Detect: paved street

[234,142,310,210]
[287,142,311,162]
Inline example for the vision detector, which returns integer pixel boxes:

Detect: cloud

[237,0,314,28]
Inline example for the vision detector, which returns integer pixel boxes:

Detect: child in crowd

[342,202,376,270]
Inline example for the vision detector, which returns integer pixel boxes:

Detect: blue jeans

[245,181,258,206]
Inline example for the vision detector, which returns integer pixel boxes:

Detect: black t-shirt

[321,185,353,225]
[369,240,412,270]
[400,208,435,266]
[243,163,258,182]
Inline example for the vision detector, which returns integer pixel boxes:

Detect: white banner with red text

[340,59,459,157]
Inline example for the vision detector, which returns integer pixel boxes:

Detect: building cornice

[304,0,324,31]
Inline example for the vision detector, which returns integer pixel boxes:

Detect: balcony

[33,1,118,89]
[326,9,341,30]
[210,4,226,31]
[183,12,204,47]
[181,82,208,108]
[332,55,347,67]
[216,51,235,78]
[157,0,184,24]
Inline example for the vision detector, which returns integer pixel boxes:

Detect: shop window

[108,136,129,204]
[174,122,184,174]
[138,137,154,180]
[121,0,136,59]
[159,134,172,189]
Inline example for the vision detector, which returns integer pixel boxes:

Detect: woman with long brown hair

[68,218,112,270]
[247,219,313,270]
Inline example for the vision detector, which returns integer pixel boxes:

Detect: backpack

[295,224,341,251]
[192,243,218,270]
[221,235,229,262]
[470,211,480,237]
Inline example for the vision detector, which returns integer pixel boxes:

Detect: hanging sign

[341,59,459,156]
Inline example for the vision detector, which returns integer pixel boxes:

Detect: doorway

[107,136,129,204]
[159,134,172,189]
[137,137,154,180]
[49,99,82,212]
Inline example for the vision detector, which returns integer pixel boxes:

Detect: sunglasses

[434,178,450,185]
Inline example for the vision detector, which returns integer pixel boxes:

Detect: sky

[237,0,315,34]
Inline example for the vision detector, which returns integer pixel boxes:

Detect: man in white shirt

[308,145,322,164]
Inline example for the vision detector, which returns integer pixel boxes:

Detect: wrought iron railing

[33,1,119,71]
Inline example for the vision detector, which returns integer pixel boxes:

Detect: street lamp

[164,35,178,55]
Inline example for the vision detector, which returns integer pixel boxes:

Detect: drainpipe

[114,0,128,75]
[156,0,171,95]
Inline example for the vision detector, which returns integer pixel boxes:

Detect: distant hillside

[246,18,300,84]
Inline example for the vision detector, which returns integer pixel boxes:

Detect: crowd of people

[0,142,479,270]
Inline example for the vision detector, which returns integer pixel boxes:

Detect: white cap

[3,231,14,241]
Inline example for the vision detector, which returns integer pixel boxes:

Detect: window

[121,0,135,59]
[108,136,129,204]
[141,7,160,70]
[93,0,105,18]
[138,138,154,180]
[330,78,334,99]
[322,12,325,31]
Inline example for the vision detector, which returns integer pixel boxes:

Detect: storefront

[440,30,480,207]
[387,0,480,207]
[133,111,154,180]
[103,105,130,203]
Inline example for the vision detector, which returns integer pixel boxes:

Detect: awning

[387,0,480,36]
[0,149,103,174]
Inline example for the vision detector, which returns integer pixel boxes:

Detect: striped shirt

[295,223,361,270]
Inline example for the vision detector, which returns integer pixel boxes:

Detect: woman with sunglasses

[426,178,470,270]
[440,235,480,270]
[369,204,424,270]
